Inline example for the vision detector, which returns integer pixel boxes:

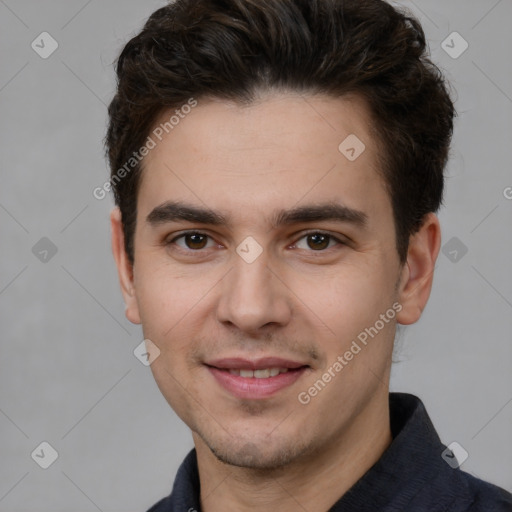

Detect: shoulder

[146,495,172,512]
[459,470,512,512]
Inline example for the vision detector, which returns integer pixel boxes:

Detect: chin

[203,433,312,471]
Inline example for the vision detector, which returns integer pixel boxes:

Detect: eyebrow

[272,202,367,228]
[146,200,368,229]
[147,201,228,226]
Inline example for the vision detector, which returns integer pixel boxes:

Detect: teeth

[227,367,290,378]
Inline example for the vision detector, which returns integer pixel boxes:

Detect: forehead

[138,92,390,228]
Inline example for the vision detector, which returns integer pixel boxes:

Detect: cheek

[293,263,392,346]
[134,261,210,340]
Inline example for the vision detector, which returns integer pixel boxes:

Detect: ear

[110,207,141,325]
[396,212,441,325]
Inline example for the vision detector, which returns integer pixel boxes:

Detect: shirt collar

[165,393,462,511]
[330,392,453,510]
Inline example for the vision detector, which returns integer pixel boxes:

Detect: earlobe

[110,207,141,325]
[396,213,441,325]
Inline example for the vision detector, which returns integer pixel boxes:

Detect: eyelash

[165,230,346,255]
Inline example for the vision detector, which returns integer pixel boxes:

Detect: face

[112,92,439,470]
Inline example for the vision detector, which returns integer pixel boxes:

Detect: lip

[205,357,310,400]
[206,357,307,370]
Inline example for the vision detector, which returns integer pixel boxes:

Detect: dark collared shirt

[147,393,512,511]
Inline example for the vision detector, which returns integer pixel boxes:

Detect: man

[105,0,512,510]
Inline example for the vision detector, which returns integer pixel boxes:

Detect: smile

[205,357,310,399]
[227,368,290,378]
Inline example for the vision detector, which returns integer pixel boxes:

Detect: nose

[216,249,292,333]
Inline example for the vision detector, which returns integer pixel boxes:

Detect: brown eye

[184,233,208,250]
[306,233,330,250]
[168,232,214,251]
[293,231,344,252]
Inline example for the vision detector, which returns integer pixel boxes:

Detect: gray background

[1,0,511,510]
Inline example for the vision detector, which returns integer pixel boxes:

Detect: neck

[193,391,392,512]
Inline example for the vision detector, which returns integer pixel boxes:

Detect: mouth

[224,367,292,378]
[204,357,310,399]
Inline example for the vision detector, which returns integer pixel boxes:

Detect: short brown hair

[105,0,455,265]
